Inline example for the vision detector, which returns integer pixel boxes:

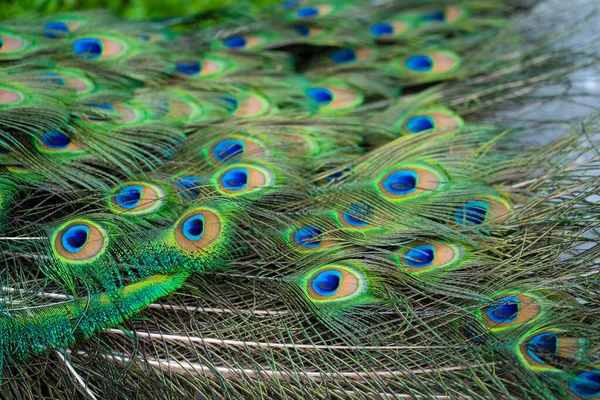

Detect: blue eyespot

[343,202,372,227]
[526,333,558,364]
[370,22,394,37]
[312,270,342,296]
[294,25,310,36]
[138,34,150,41]
[570,370,600,398]
[221,96,239,114]
[421,10,445,22]
[383,170,417,195]
[42,72,66,87]
[306,87,333,105]
[0,37,3,50]
[294,226,323,249]
[406,245,435,268]
[213,139,245,162]
[182,214,205,241]
[221,168,249,190]
[486,296,519,323]
[282,0,301,9]
[175,60,202,76]
[224,36,247,49]
[329,48,356,64]
[297,7,319,18]
[41,131,71,149]
[73,38,103,59]
[455,201,489,226]
[176,175,203,200]
[43,22,69,38]
[86,103,114,121]
[115,185,142,209]
[62,225,89,253]
[405,115,435,133]
[405,55,434,72]
[323,166,352,183]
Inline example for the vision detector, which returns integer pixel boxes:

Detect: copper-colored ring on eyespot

[307,266,360,301]
[481,293,541,329]
[54,220,106,261]
[174,208,222,252]
[377,166,442,200]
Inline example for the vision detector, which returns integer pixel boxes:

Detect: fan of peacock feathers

[0,0,599,399]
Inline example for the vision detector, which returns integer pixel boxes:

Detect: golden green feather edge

[0,1,598,399]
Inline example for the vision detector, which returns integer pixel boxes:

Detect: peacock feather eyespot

[397,107,464,136]
[0,31,31,57]
[480,292,543,331]
[281,0,302,9]
[175,60,202,76]
[109,182,166,216]
[175,174,204,200]
[320,166,353,184]
[294,24,324,37]
[288,225,337,251]
[419,6,468,25]
[328,48,374,64]
[304,264,367,303]
[43,21,76,38]
[336,202,376,230]
[173,207,223,252]
[307,82,364,113]
[223,92,271,118]
[72,35,130,60]
[82,103,144,124]
[396,241,464,273]
[570,370,600,399]
[399,51,461,78]
[215,164,274,196]
[50,69,96,94]
[222,35,267,51]
[41,72,66,87]
[151,91,204,122]
[0,85,27,107]
[376,163,446,201]
[292,5,334,19]
[206,135,268,165]
[455,194,512,226]
[36,130,84,154]
[515,328,587,372]
[52,219,108,262]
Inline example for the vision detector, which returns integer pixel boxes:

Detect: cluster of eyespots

[36,130,84,154]
[305,264,367,303]
[0,31,30,57]
[399,51,461,78]
[569,370,600,399]
[82,103,144,124]
[0,85,26,106]
[173,207,223,252]
[215,164,274,196]
[396,241,463,273]
[109,182,166,216]
[398,107,463,135]
[175,175,204,200]
[376,164,445,201]
[52,219,108,262]
[206,135,268,165]
[306,83,363,113]
[72,35,130,60]
[328,48,374,64]
[481,292,543,331]
[454,195,512,226]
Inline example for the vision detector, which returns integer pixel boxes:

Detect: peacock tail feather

[0,0,599,399]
